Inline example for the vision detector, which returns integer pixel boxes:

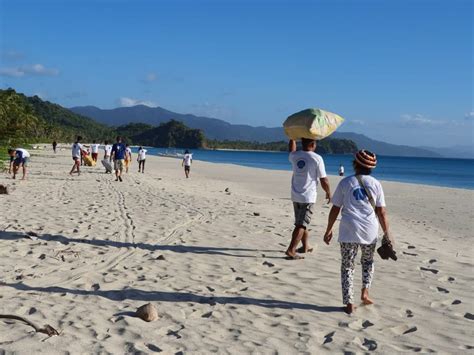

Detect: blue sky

[0,0,472,147]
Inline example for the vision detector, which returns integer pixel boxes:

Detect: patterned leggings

[340,243,376,305]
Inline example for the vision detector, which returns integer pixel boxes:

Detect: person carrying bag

[323,149,396,314]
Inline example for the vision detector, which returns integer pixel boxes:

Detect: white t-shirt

[138,149,147,161]
[125,147,132,159]
[332,175,386,244]
[91,144,100,153]
[289,150,327,203]
[16,148,30,158]
[72,143,83,158]
[183,153,192,166]
[104,144,112,156]
[339,166,345,174]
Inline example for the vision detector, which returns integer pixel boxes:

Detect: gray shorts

[114,159,124,171]
[293,202,314,228]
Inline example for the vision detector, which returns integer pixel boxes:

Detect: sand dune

[0,147,472,354]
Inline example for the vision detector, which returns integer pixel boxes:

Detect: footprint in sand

[452,299,462,305]
[438,276,455,283]
[437,287,450,294]
[262,261,275,267]
[403,251,418,256]
[206,286,215,292]
[323,331,335,344]
[407,245,416,249]
[389,324,417,335]
[420,267,439,274]
[201,311,213,318]
[464,313,474,321]
[235,277,246,283]
[405,309,414,318]
[362,338,378,351]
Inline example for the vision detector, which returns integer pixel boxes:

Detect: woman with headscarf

[323,150,393,314]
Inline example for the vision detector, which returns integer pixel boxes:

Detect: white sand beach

[0,147,473,354]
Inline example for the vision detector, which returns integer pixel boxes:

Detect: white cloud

[2,50,24,61]
[119,97,157,107]
[465,111,474,120]
[23,64,59,76]
[0,63,59,77]
[401,113,442,126]
[0,67,24,77]
[140,72,157,83]
[189,102,234,119]
[348,119,365,125]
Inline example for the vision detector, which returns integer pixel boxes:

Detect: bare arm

[288,139,296,152]
[323,205,341,245]
[320,177,331,203]
[375,206,393,244]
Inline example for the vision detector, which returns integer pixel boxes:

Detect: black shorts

[184,166,190,172]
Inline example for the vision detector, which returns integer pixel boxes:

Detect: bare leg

[285,226,305,258]
[21,165,27,180]
[300,230,314,253]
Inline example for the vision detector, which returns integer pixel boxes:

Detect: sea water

[138,148,474,190]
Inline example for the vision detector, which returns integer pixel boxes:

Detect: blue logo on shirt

[297,160,306,169]
[353,188,367,200]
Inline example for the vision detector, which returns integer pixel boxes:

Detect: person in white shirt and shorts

[323,149,393,314]
[137,147,147,173]
[285,138,331,260]
[182,150,192,178]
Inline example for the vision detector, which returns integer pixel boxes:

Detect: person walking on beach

[110,136,126,182]
[8,148,30,180]
[182,150,192,178]
[90,140,100,162]
[323,149,393,314]
[339,164,345,176]
[285,138,331,259]
[104,140,112,160]
[124,144,132,173]
[70,136,87,176]
[137,146,147,173]
[52,141,57,154]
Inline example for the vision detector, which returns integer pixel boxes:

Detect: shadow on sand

[0,230,283,259]
[1,282,342,313]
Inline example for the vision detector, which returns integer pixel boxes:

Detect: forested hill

[0,88,113,145]
[1,89,357,154]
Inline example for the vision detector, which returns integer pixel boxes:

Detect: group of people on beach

[285,137,395,314]
[69,136,145,180]
[67,136,193,180]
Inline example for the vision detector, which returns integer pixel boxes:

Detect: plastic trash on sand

[283,108,344,140]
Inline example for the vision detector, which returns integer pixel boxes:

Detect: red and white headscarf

[355,149,377,169]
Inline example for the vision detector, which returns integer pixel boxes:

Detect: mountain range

[71,105,454,158]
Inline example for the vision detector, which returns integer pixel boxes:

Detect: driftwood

[0,314,59,337]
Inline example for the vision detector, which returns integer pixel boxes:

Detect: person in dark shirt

[110,136,126,182]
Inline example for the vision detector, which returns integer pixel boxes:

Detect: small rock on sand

[0,184,9,194]
[136,303,159,322]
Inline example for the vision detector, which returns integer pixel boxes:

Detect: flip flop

[296,247,314,254]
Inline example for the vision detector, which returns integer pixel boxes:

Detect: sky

[0,0,472,147]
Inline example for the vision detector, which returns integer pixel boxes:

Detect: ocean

[136,147,474,190]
